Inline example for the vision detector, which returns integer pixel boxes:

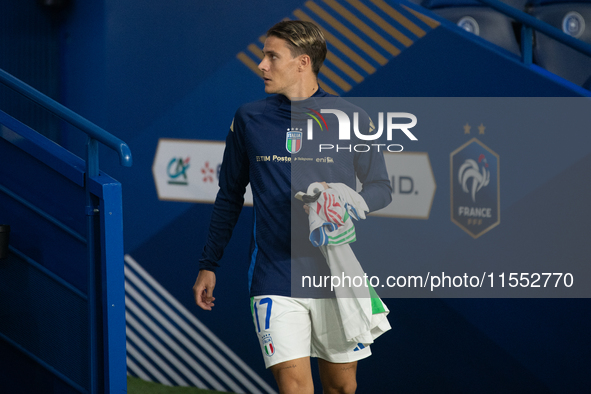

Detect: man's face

[258,36,301,96]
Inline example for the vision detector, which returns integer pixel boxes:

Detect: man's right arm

[196,113,250,309]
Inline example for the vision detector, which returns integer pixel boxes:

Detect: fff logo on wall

[450,136,500,238]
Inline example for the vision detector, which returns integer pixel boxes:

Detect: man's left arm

[354,148,392,213]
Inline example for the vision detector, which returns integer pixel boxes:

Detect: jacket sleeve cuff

[198,259,220,273]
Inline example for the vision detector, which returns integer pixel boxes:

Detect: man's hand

[193,270,216,311]
[303,181,329,215]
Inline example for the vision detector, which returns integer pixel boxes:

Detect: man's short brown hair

[267,20,327,76]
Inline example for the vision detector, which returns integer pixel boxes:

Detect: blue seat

[427,4,523,55]
[423,0,528,8]
[530,2,591,87]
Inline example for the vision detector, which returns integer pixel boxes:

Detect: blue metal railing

[0,67,132,167]
[0,67,131,393]
[475,0,591,66]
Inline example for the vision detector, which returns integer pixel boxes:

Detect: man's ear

[299,54,312,72]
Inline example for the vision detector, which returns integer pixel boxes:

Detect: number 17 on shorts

[251,296,312,368]
[252,297,275,356]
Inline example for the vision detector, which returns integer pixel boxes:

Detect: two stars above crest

[464,123,485,135]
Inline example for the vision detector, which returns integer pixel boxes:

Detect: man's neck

[283,80,319,101]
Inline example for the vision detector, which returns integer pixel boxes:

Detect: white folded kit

[297,182,391,345]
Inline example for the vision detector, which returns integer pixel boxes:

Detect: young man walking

[193,20,392,393]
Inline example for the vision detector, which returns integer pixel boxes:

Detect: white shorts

[250,296,372,368]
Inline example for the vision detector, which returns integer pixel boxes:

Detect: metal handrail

[475,0,591,64]
[0,67,132,167]
[0,65,132,394]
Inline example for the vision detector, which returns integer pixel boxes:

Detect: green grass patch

[127,376,231,394]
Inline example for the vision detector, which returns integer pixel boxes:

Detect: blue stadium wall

[8,0,587,392]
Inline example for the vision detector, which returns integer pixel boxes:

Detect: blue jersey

[199,87,392,297]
